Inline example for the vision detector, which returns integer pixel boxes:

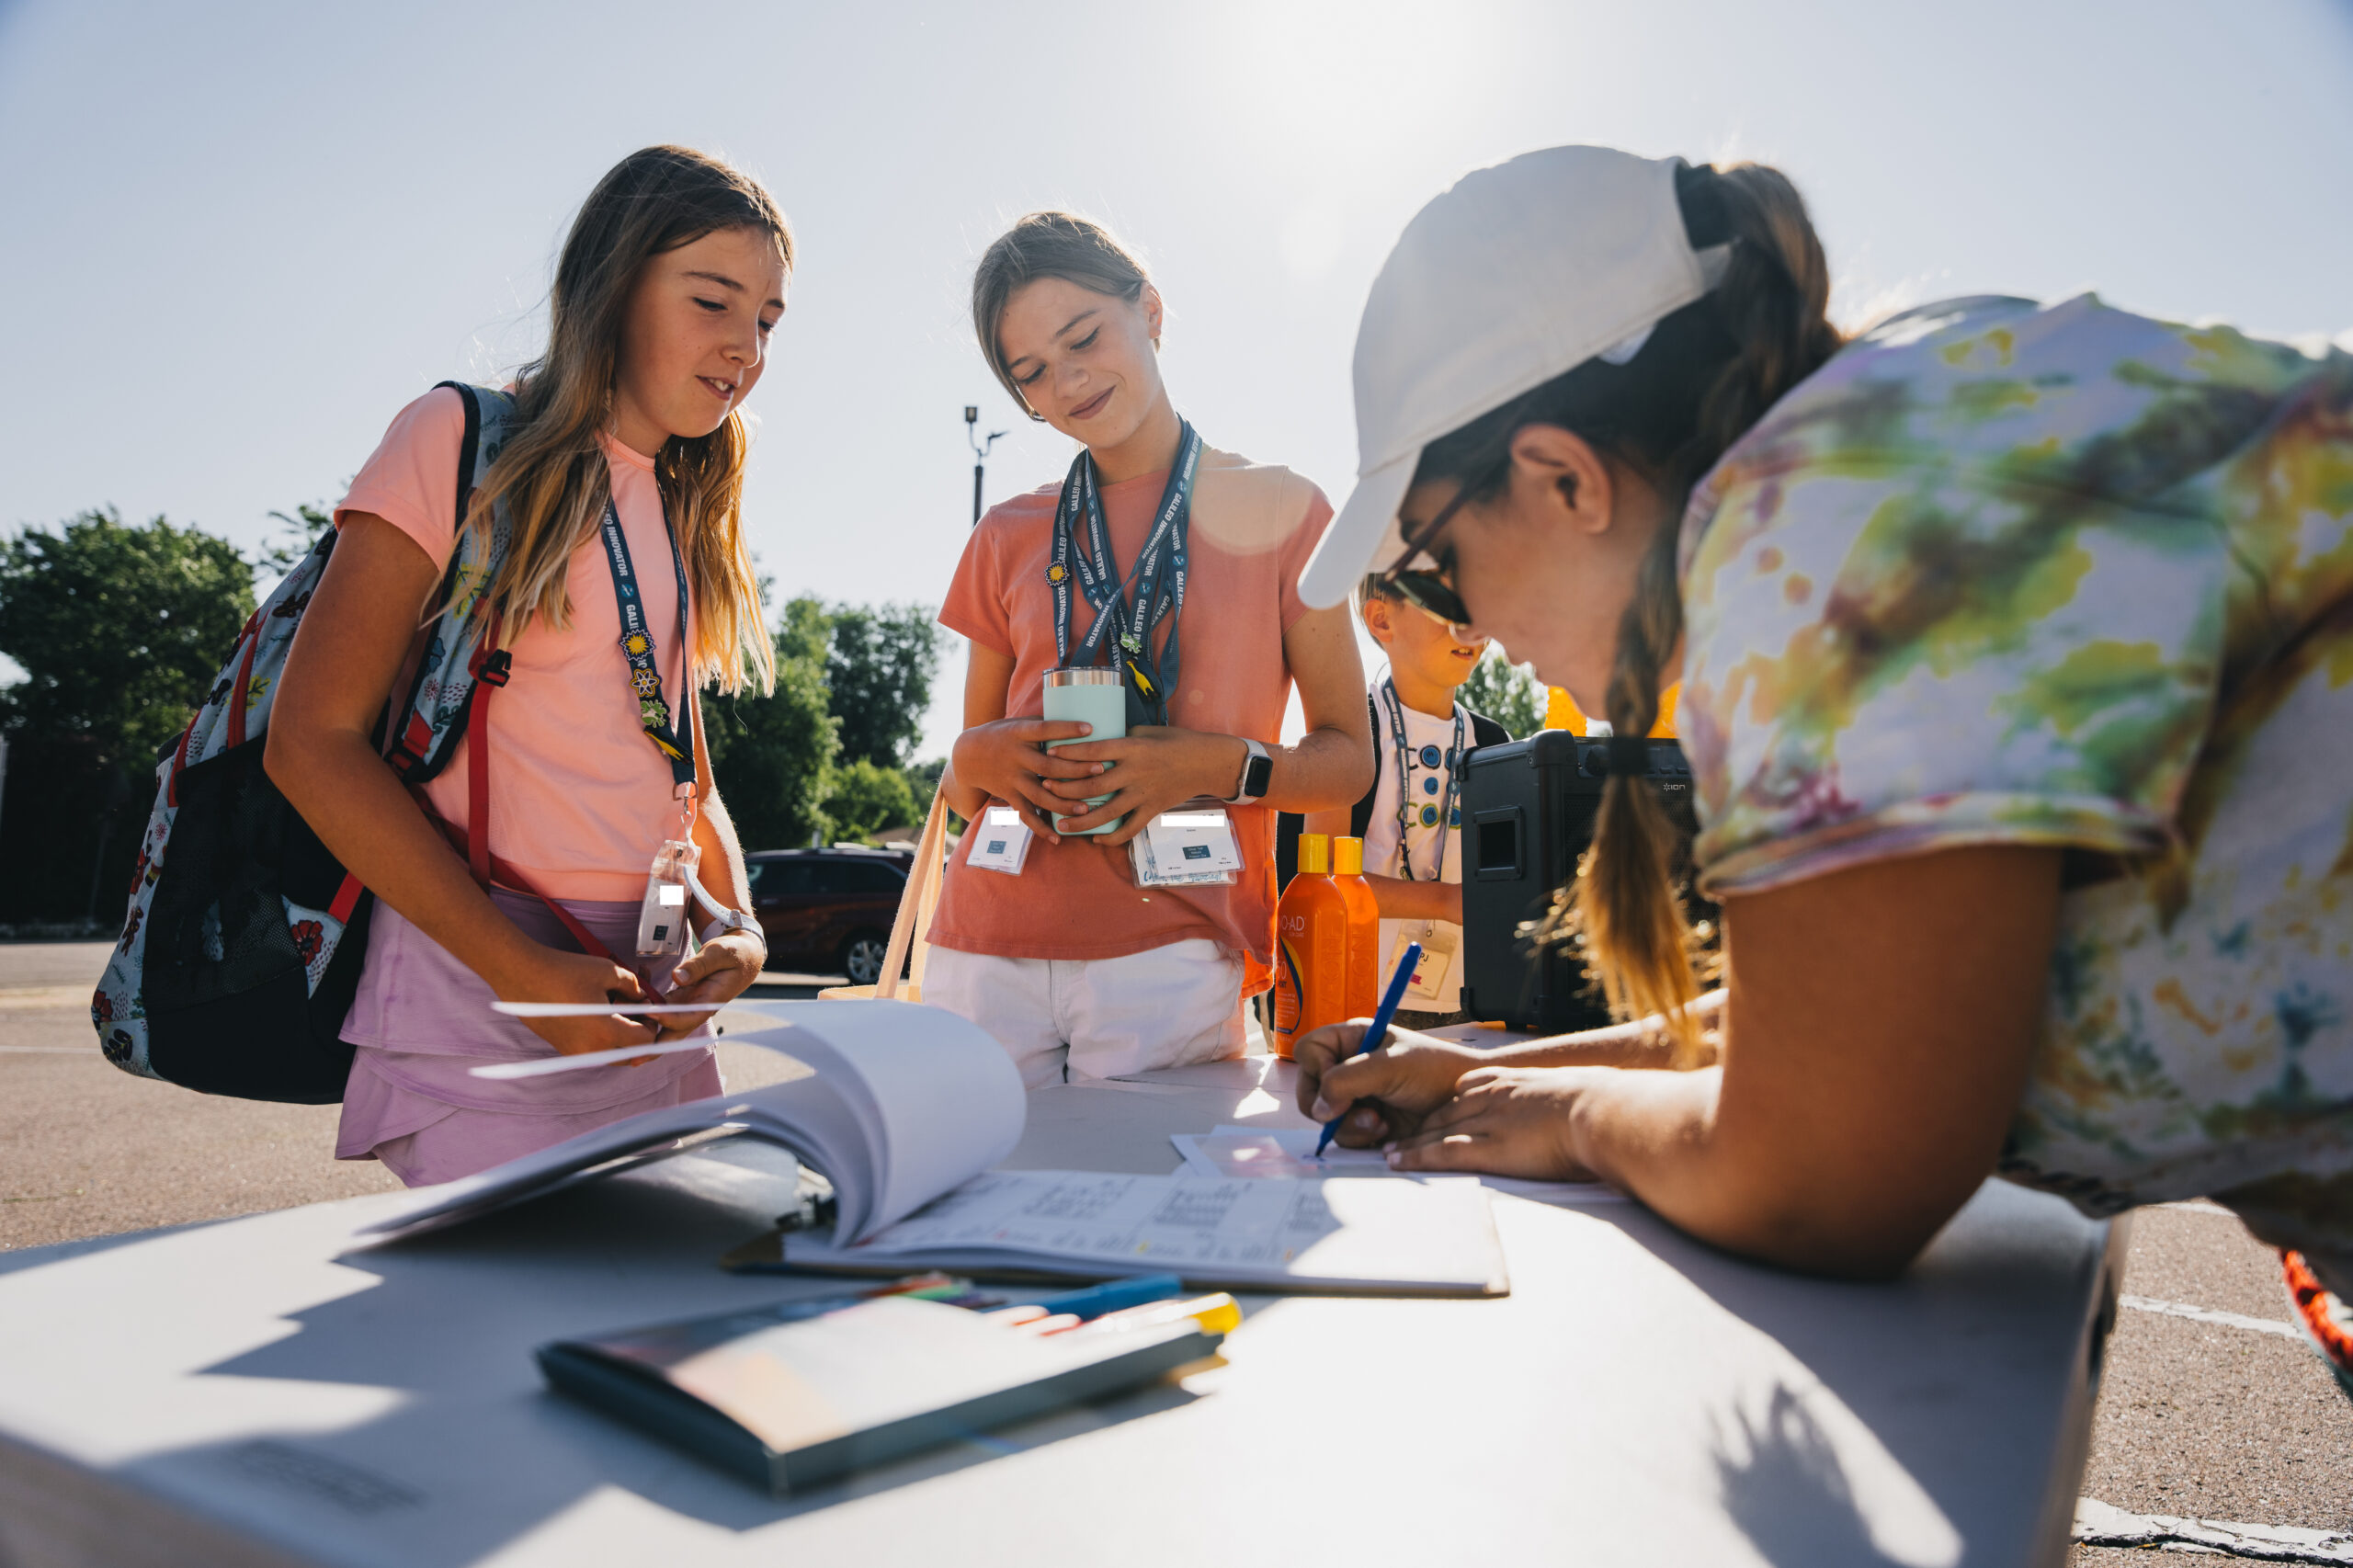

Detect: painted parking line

[2120,1293,2302,1339]
[2076,1496,2353,1562]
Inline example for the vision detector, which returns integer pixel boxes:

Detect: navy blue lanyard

[1048,420,1201,725]
[1381,677,1464,883]
[597,497,697,790]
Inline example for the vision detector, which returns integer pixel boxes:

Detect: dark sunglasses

[1372,483,1478,628]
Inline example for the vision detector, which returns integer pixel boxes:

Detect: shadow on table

[1567,1183,2109,1568]
[1711,1385,1915,1568]
[137,1164,1210,1560]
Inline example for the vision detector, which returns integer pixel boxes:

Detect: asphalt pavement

[4,941,2347,1562]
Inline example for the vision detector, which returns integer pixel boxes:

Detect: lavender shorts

[335,887,721,1187]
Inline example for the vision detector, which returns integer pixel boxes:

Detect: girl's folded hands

[1041,726,1247,846]
[950,716,1105,839]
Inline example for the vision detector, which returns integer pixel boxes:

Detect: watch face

[1245,753,1274,797]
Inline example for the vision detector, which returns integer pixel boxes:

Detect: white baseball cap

[1299,145,1731,609]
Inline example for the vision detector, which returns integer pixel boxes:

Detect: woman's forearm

[939,759,986,823]
[1472,988,1725,1070]
[267,727,540,995]
[1560,1063,1884,1276]
[1363,873,1460,925]
[1260,723,1372,813]
[689,789,755,915]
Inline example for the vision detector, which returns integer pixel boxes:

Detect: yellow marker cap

[1333,836,1364,875]
[1086,1292,1243,1337]
[1299,834,1330,875]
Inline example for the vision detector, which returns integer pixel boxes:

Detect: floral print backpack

[92,384,517,1101]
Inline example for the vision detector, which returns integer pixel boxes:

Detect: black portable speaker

[1459,732,1700,1033]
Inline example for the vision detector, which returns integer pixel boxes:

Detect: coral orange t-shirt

[929,449,1330,972]
[336,386,697,901]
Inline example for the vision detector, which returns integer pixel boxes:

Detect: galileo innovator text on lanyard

[597,497,697,792]
[1047,420,1203,728]
[1381,676,1465,883]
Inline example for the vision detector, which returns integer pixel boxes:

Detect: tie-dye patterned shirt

[1678,294,2353,1251]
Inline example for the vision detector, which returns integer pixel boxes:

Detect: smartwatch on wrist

[1227,738,1273,805]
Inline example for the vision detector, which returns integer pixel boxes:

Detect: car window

[751,860,816,897]
[842,860,906,893]
[801,858,902,894]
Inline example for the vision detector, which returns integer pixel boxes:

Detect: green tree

[0,509,256,922]
[1459,648,1547,738]
[704,594,944,851]
[824,758,919,843]
[704,593,838,853]
[904,755,948,813]
[825,602,940,768]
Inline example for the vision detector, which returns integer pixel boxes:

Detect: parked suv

[744,846,914,984]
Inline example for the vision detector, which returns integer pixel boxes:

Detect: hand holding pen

[1313,942,1422,1158]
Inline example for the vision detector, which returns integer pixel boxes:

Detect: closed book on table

[539,1294,1221,1494]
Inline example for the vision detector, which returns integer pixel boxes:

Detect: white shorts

[923,938,1247,1090]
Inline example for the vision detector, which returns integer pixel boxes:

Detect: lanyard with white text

[597,497,697,793]
[1047,420,1202,725]
[1381,676,1465,883]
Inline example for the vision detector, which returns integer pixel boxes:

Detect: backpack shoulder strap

[1467,710,1510,749]
[383,385,515,782]
[1349,691,1381,841]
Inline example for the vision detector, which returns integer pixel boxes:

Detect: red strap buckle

[474,649,513,688]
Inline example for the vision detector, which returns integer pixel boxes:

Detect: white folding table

[0,1052,2121,1567]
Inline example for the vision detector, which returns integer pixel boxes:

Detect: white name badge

[1131,808,1243,887]
[1393,918,1461,1006]
[966,807,1034,875]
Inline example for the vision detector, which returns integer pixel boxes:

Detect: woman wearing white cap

[1291,147,2353,1381]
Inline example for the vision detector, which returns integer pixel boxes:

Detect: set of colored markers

[863,1270,1244,1339]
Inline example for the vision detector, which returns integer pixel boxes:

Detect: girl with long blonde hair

[268,145,788,1185]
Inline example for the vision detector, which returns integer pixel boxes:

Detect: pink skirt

[335,887,722,1187]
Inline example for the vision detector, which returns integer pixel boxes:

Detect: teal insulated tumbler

[1042,666,1125,835]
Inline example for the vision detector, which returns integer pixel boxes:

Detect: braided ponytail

[1413,159,1842,1060]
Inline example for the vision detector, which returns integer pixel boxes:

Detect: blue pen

[1313,941,1422,1159]
[983,1273,1185,1322]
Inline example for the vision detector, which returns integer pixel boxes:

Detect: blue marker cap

[1017,1273,1187,1321]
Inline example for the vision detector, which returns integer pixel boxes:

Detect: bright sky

[2,0,2348,763]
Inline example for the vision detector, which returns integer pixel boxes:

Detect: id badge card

[1131,808,1243,887]
[967,807,1034,875]
[1393,918,1460,1006]
[637,838,702,958]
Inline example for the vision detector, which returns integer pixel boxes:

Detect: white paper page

[799,1170,1506,1292]
[1173,1127,1630,1207]
[1174,1132,1387,1178]
[739,1003,1026,1241]
[354,1097,748,1241]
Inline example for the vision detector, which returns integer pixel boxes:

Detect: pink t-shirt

[336,387,696,901]
[929,449,1330,971]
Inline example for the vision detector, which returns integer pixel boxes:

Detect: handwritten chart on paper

[1169,1127,1629,1207]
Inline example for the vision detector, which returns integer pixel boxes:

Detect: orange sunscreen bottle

[1271,835,1348,1059]
[1330,836,1381,1022]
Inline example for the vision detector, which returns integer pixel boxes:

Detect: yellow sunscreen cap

[1299,834,1330,875]
[1333,836,1364,875]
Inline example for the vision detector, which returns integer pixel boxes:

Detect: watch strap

[1228,737,1272,804]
